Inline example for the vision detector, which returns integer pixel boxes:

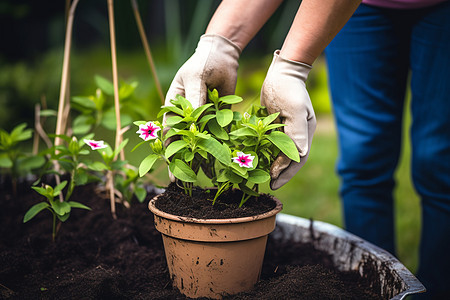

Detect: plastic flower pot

[149,194,283,299]
[273,214,426,300]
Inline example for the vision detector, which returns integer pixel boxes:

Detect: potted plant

[133,89,300,298]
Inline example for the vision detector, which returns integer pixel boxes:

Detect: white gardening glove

[165,33,241,108]
[261,50,316,190]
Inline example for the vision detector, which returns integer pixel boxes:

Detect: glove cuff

[272,50,312,80]
[199,34,242,56]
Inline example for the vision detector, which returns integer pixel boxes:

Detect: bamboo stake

[107,0,123,219]
[107,0,123,159]
[55,0,79,147]
[131,0,165,105]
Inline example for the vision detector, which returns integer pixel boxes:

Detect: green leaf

[267,131,300,162]
[248,169,270,184]
[101,110,133,130]
[51,200,71,216]
[218,169,243,184]
[17,155,45,172]
[134,187,147,203]
[113,139,129,159]
[68,201,91,210]
[219,95,243,104]
[71,96,96,110]
[208,89,219,104]
[171,94,193,111]
[72,115,94,135]
[229,127,254,137]
[0,156,12,168]
[31,186,48,197]
[216,109,234,127]
[198,114,216,125]
[139,154,160,177]
[208,119,229,140]
[264,123,285,132]
[263,112,280,126]
[230,163,248,178]
[165,116,184,127]
[169,159,197,182]
[95,75,114,96]
[57,212,70,222]
[39,109,57,117]
[238,183,259,197]
[191,103,214,120]
[23,202,49,223]
[165,140,188,158]
[133,120,147,126]
[88,161,108,171]
[131,140,146,153]
[119,81,138,99]
[157,105,185,118]
[183,150,195,162]
[53,181,68,196]
[197,138,231,166]
[11,123,32,142]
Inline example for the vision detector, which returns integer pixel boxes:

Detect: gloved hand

[165,33,242,108]
[261,50,316,190]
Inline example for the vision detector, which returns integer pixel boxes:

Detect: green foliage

[70,75,140,135]
[134,89,299,206]
[0,123,45,183]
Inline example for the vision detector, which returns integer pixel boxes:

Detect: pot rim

[148,194,283,224]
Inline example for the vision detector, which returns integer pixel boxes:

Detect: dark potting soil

[154,183,277,219]
[0,179,381,299]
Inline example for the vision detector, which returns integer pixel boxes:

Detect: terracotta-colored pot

[148,194,283,299]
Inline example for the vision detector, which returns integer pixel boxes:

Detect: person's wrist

[199,33,242,55]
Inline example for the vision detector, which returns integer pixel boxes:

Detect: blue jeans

[325,2,450,298]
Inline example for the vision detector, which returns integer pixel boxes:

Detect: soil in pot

[0,179,381,299]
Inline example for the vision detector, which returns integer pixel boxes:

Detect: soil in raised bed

[0,179,381,299]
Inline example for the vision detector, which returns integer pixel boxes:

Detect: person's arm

[281,0,361,65]
[205,0,284,50]
[261,0,361,189]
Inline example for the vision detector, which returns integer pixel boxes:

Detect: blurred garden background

[1,0,421,274]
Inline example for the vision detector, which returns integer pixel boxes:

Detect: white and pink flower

[84,139,108,150]
[232,152,255,168]
[136,121,161,141]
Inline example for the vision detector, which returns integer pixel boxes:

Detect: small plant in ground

[23,180,91,242]
[133,89,299,206]
[0,123,45,194]
[85,138,148,213]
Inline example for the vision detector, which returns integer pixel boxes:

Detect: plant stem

[52,213,56,242]
[212,182,230,205]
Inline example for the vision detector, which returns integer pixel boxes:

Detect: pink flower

[232,152,255,168]
[84,139,108,150]
[136,121,161,141]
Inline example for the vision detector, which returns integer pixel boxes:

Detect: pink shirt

[362,0,447,9]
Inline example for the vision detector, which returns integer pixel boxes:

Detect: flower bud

[243,112,251,123]
[257,119,264,130]
[189,123,198,134]
[151,138,163,153]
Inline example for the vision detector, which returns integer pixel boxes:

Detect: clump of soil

[0,179,381,299]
